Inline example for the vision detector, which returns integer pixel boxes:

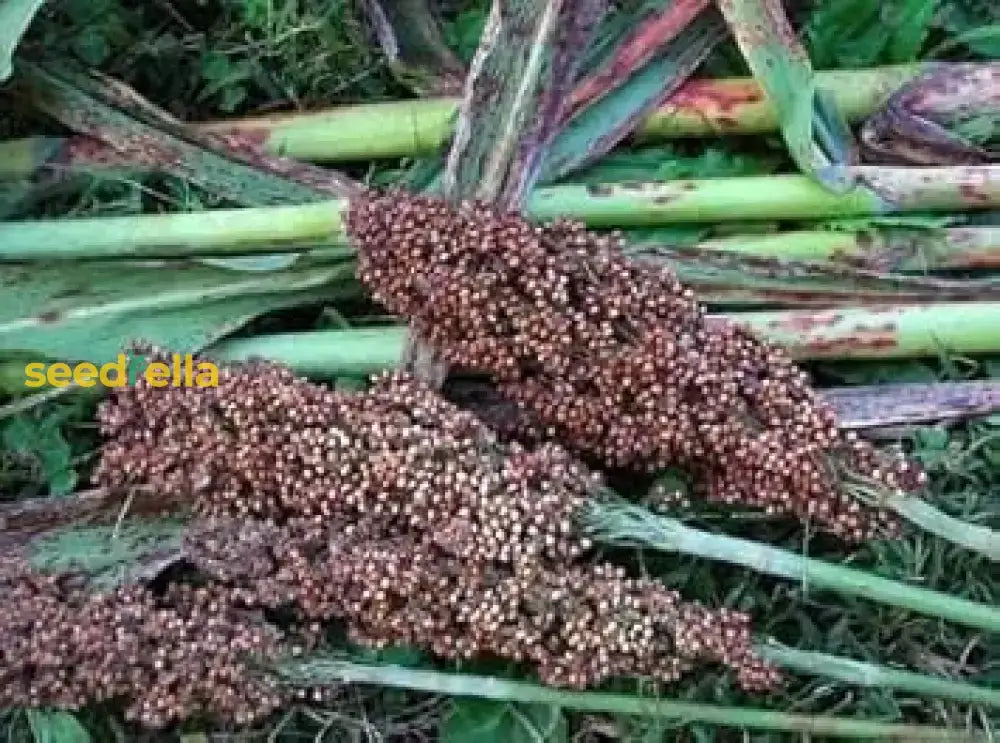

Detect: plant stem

[4,200,1000,277]
[2,167,1000,258]
[0,202,347,259]
[216,334,1000,426]
[275,658,974,740]
[888,495,1000,561]
[754,641,1000,708]
[580,500,1000,634]
[0,66,916,174]
[196,66,921,160]
[214,327,406,377]
[209,297,1000,367]
[737,302,1000,359]
[525,167,1000,225]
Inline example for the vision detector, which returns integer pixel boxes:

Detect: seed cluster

[0,557,281,728]
[348,193,925,540]
[94,359,779,695]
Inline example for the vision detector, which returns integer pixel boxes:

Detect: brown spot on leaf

[586,184,614,197]
[665,79,764,115]
[767,311,844,333]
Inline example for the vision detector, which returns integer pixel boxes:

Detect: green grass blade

[24,709,91,743]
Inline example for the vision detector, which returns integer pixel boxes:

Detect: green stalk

[215,327,406,377]
[0,66,924,173]
[755,641,1000,708]
[201,66,920,160]
[2,167,999,259]
[581,500,1000,634]
[888,495,1000,561]
[210,299,1000,367]
[738,302,1000,359]
[276,658,974,740]
[639,65,921,139]
[525,167,1000,225]
[215,332,1000,427]
[3,200,1000,276]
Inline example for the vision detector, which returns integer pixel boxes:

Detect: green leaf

[541,2,725,181]
[569,144,780,185]
[936,24,1000,57]
[441,699,567,743]
[17,59,355,206]
[886,0,938,63]
[0,260,347,365]
[0,0,45,83]
[2,412,76,495]
[25,708,91,743]
[718,0,856,186]
[443,8,488,62]
[938,0,1000,57]
[806,0,936,67]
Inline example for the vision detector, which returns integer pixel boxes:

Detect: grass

[1,0,999,740]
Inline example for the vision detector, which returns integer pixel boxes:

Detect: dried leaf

[861,62,999,165]
[14,59,359,204]
[443,0,607,208]
[541,2,725,181]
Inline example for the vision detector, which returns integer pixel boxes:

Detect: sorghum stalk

[0,166,997,258]
[0,66,921,172]
[275,659,975,741]
[754,641,1000,708]
[581,500,1000,633]
[211,300,1000,365]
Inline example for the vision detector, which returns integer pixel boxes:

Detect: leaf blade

[0,0,45,82]
[717,0,857,186]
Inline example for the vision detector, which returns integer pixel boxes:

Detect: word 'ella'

[25,354,219,388]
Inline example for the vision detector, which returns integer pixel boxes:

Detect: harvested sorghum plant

[347,192,926,541]
[93,358,780,695]
[0,557,282,728]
